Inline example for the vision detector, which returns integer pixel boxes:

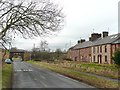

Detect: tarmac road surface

[12,60,98,89]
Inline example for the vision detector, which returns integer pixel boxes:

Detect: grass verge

[58,61,119,79]
[28,60,119,89]
[2,63,13,89]
[0,68,2,90]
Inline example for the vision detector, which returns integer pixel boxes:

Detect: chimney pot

[89,37,92,41]
[80,39,86,43]
[91,33,101,41]
[78,39,86,43]
[103,31,108,37]
[78,40,80,43]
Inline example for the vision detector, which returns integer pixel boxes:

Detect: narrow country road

[12,60,98,89]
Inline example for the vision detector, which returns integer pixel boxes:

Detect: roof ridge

[71,33,120,50]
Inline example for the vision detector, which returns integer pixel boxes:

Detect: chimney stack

[80,39,86,43]
[89,37,92,41]
[103,31,108,38]
[78,40,80,43]
[91,33,101,41]
[78,39,86,44]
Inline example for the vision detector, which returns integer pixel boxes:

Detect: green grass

[54,61,119,79]
[0,69,2,90]
[28,60,119,89]
[2,63,13,89]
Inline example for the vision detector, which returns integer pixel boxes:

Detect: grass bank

[51,60,119,79]
[28,60,119,89]
[2,63,13,89]
[0,68,2,90]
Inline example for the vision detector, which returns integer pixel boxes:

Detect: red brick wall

[67,49,80,61]
[91,44,112,64]
[67,43,120,64]
[67,47,91,62]
[111,44,120,63]
[112,44,120,53]
[79,47,91,62]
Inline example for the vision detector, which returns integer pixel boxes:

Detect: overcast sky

[12,0,119,51]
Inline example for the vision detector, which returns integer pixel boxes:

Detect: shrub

[64,58,73,61]
[112,49,120,66]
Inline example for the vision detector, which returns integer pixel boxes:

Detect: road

[12,60,98,89]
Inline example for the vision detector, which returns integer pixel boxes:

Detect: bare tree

[0,35,12,60]
[0,0,64,43]
[39,40,48,51]
[0,0,64,61]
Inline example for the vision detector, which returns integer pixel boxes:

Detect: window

[93,47,95,53]
[111,35,117,39]
[100,45,102,53]
[75,57,77,61]
[93,56,95,62]
[97,46,99,53]
[97,55,99,62]
[105,45,107,52]
[80,56,83,60]
[105,56,107,62]
[99,55,102,64]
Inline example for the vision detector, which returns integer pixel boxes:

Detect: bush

[31,51,67,62]
[31,51,53,61]
[64,58,73,61]
[112,49,120,66]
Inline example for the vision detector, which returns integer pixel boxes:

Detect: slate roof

[92,33,120,46]
[73,41,93,49]
[113,39,120,44]
[72,33,120,50]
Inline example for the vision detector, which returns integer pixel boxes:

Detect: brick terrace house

[67,32,120,64]
[67,39,93,62]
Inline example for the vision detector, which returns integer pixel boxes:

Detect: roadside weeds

[28,60,119,89]
[2,63,13,89]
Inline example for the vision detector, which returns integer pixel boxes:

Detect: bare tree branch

[0,0,64,43]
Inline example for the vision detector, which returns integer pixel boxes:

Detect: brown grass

[28,60,119,89]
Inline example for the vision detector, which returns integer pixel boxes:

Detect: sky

[11,0,119,51]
